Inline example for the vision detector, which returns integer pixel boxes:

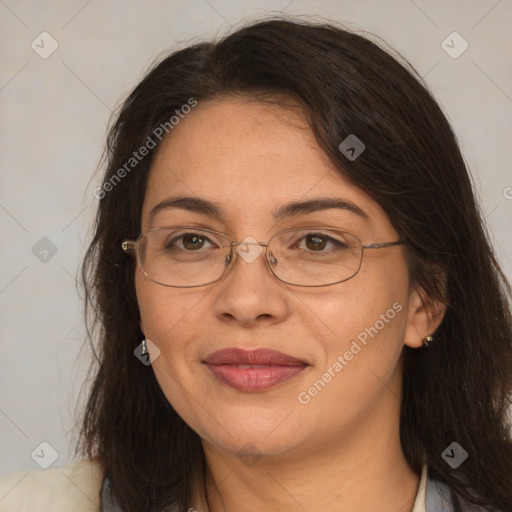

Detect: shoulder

[0,458,105,512]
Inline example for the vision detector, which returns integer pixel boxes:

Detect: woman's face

[136,96,428,461]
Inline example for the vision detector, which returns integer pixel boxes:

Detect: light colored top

[412,460,428,512]
[0,458,104,512]
[0,458,429,511]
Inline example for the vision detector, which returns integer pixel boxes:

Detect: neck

[199,393,421,511]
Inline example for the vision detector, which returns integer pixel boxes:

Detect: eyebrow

[148,195,369,224]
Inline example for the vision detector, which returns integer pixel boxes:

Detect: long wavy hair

[76,17,512,512]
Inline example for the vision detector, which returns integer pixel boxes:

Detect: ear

[403,285,446,348]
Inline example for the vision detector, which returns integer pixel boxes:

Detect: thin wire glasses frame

[121,226,405,288]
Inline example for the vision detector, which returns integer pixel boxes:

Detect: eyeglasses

[121,226,404,288]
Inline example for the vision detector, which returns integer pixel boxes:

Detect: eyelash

[163,230,350,252]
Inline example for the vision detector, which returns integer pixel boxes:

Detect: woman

[1,17,511,512]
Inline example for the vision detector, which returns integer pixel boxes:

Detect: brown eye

[164,232,214,252]
[181,234,205,250]
[299,233,348,252]
[305,235,327,251]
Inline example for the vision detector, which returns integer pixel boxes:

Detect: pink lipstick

[203,348,308,392]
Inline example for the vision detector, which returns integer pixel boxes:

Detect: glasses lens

[268,229,363,286]
[137,228,230,287]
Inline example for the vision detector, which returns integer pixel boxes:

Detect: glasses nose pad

[224,254,231,267]
[268,250,278,267]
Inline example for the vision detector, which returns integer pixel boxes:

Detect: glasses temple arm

[362,241,405,249]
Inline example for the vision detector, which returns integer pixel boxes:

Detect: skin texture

[135,96,445,512]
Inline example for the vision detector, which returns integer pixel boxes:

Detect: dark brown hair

[77,17,512,511]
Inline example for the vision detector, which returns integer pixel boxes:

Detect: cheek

[315,290,406,367]
[316,256,410,366]
[135,272,208,422]
[135,268,220,367]
[296,283,408,428]
[136,269,206,342]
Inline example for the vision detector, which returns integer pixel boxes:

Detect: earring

[141,338,148,356]
[423,335,433,347]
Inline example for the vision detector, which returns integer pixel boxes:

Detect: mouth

[203,348,309,393]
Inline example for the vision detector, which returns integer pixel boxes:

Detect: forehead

[142,96,386,232]
[152,96,329,182]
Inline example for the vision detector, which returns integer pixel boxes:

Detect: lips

[203,348,308,392]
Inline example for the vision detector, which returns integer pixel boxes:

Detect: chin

[196,409,312,459]
[203,430,301,460]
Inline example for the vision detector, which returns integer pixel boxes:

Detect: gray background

[1,0,511,476]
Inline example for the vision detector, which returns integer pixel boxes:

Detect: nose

[211,240,290,327]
